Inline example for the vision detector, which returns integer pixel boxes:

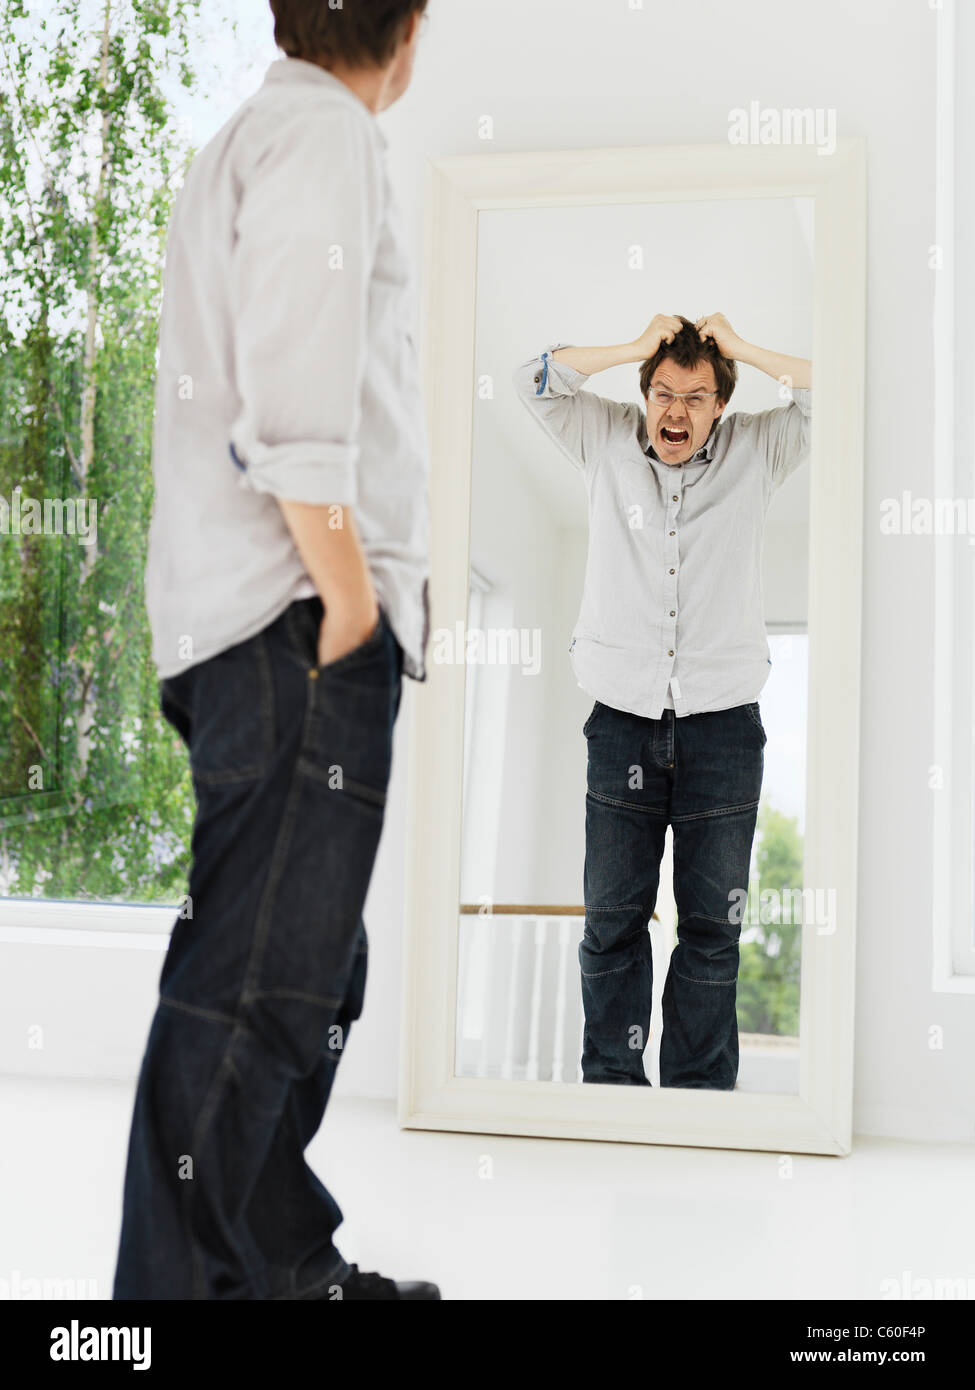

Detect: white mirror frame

[399,141,866,1157]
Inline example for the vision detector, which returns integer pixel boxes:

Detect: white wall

[4,0,960,1145]
[344,0,969,1143]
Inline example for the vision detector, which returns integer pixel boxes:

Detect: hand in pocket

[317,600,381,669]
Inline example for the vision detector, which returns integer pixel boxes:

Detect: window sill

[0,897,174,950]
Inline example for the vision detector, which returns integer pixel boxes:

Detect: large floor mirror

[402,143,865,1155]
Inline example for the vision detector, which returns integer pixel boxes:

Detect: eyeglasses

[647,386,718,411]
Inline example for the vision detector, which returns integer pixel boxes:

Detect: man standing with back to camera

[514,313,811,1091]
[114,1,439,1300]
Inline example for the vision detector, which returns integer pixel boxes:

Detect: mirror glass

[454,198,813,1095]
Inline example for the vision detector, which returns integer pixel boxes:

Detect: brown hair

[638,316,738,406]
[269,0,429,69]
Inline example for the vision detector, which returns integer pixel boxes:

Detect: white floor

[2,1075,973,1301]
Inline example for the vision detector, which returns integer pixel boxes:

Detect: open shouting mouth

[660,425,690,447]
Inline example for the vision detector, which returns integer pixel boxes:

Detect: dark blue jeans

[580,700,765,1091]
[113,596,403,1299]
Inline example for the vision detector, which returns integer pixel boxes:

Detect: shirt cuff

[231,438,359,506]
[789,386,812,416]
[517,340,586,397]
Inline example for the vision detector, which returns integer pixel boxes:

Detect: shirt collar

[262,57,388,151]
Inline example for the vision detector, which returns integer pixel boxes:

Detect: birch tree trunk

[75,0,112,786]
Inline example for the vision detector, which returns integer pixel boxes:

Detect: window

[739,629,807,1050]
[0,3,276,925]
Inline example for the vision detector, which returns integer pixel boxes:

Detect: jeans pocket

[182,637,276,784]
[300,609,398,809]
[316,608,387,676]
[159,680,192,749]
[742,701,767,745]
[583,701,601,738]
[285,597,387,677]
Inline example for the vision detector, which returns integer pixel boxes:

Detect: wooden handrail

[460,904,583,915]
[460,904,660,921]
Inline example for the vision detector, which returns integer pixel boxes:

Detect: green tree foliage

[0,0,204,901]
[737,803,803,1036]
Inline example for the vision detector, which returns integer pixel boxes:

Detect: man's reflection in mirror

[514,315,811,1089]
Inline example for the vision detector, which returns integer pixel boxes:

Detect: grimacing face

[644,358,726,466]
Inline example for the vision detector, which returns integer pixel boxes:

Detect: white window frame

[0,898,172,948]
[932,0,975,990]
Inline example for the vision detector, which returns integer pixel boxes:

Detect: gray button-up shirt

[513,345,812,719]
[145,57,430,681]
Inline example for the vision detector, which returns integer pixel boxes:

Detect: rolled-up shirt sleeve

[512,343,628,475]
[228,108,383,504]
[761,386,812,491]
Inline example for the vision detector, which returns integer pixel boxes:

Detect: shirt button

[533,374,541,384]
[669,530,675,536]
[670,610,676,617]
[672,495,678,501]
[669,568,675,575]
[668,649,674,656]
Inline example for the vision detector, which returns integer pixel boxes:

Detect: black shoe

[333,1263,441,1301]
